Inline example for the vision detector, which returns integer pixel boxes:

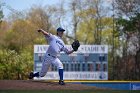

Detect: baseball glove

[71,40,80,51]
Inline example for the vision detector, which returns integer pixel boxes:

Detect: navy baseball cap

[57,27,65,32]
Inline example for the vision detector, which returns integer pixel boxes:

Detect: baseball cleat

[28,72,34,79]
[29,72,40,79]
[59,80,65,85]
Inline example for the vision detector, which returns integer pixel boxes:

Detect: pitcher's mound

[0,80,105,90]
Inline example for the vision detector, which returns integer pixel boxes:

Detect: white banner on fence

[34,72,108,80]
[34,45,108,54]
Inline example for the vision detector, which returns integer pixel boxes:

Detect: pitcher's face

[57,31,64,38]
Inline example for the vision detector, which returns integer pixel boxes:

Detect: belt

[48,54,56,58]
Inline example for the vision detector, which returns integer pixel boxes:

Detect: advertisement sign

[34,72,108,80]
[34,45,108,53]
[131,83,140,90]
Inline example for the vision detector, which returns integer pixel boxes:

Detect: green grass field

[0,90,140,93]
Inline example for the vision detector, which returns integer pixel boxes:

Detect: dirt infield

[0,80,104,90]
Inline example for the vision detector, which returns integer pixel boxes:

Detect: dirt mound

[0,80,103,90]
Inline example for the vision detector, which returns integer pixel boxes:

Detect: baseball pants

[39,54,63,77]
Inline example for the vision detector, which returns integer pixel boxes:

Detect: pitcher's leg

[59,69,64,81]
[52,58,65,85]
[29,56,51,79]
[39,57,51,77]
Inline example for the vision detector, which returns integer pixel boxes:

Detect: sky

[1,0,113,18]
[1,0,61,18]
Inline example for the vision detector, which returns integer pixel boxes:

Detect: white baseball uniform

[39,33,68,77]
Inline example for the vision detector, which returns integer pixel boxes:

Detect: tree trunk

[135,48,140,80]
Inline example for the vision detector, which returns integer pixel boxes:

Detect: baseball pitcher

[29,27,80,85]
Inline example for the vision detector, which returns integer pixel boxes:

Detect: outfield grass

[0,90,140,93]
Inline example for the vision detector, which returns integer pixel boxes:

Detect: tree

[74,0,116,45]
[3,19,37,52]
[0,49,33,80]
[68,0,81,40]
[115,0,140,80]
[27,5,51,31]
[0,2,4,42]
[0,2,4,26]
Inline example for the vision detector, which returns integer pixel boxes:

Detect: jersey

[45,33,68,57]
